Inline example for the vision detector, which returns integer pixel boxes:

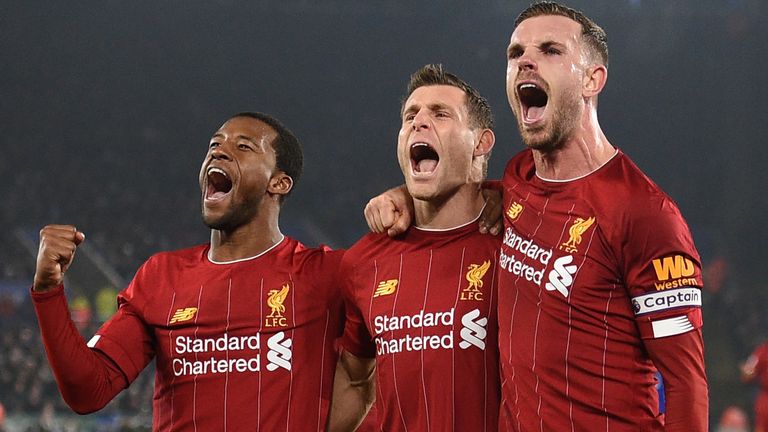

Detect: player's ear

[268,172,293,197]
[473,129,495,157]
[583,64,607,97]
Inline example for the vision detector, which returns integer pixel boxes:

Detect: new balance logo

[545,255,577,297]
[507,202,523,220]
[266,331,292,371]
[169,307,198,324]
[374,279,398,297]
[459,309,488,350]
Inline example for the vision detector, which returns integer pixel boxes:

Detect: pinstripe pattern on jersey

[342,222,500,431]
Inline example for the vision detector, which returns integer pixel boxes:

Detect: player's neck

[413,183,485,230]
[532,119,615,181]
[208,209,283,262]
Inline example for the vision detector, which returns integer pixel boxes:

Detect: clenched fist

[33,225,85,292]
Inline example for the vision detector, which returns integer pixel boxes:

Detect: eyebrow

[402,102,453,117]
[507,40,567,56]
[210,133,255,142]
[507,43,523,57]
[540,40,566,51]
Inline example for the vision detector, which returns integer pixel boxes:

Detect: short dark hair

[230,112,303,200]
[402,64,494,130]
[515,1,608,68]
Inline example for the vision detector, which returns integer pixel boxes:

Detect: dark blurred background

[1,1,766,430]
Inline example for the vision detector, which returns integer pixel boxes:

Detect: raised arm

[32,225,128,413]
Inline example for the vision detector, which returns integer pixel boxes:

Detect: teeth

[207,167,228,177]
[411,142,429,148]
[518,83,537,90]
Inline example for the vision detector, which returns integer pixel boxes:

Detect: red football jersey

[498,150,704,431]
[341,220,501,431]
[89,236,343,431]
[748,343,768,390]
[747,343,768,432]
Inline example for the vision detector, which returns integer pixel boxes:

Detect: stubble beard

[518,90,582,154]
[202,195,262,233]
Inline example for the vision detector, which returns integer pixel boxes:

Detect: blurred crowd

[0,288,153,432]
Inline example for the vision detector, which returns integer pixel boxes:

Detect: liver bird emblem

[267,284,290,318]
[561,217,596,253]
[466,260,491,292]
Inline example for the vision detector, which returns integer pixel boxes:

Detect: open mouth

[410,142,439,174]
[205,167,233,200]
[517,82,548,123]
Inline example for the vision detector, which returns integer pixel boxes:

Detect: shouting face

[398,85,487,202]
[199,116,280,232]
[506,15,590,152]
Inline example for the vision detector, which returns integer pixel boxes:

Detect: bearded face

[515,81,583,152]
[199,117,279,234]
[506,15,590,153]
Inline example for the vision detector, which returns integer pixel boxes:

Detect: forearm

[645,329,708,431]
[32,285,127,414]
[327,351,376,432]
[663,380,708,431]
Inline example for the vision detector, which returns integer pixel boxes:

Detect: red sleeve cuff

[30,284,66,301]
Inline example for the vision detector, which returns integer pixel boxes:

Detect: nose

[517,55,537,72]
[411,109,430,131]
[211,143,233,161]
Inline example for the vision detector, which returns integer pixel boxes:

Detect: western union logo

[507,202,523,220]
[266,284,290,327]
[462,261,490,301]
[560,216,596,253]
[652,255,697,290]
[653,255,695,280]
[169,307,198,324]
[374,279,398,297]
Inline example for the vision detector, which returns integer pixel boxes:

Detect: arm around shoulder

[364,184,413,237]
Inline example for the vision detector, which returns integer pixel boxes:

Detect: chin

[202,210,235,232]
[409,188,443,203]
[521,127,563,153]
[405,182,432,200]
[202,216,226,231]
[523,136,553,151]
